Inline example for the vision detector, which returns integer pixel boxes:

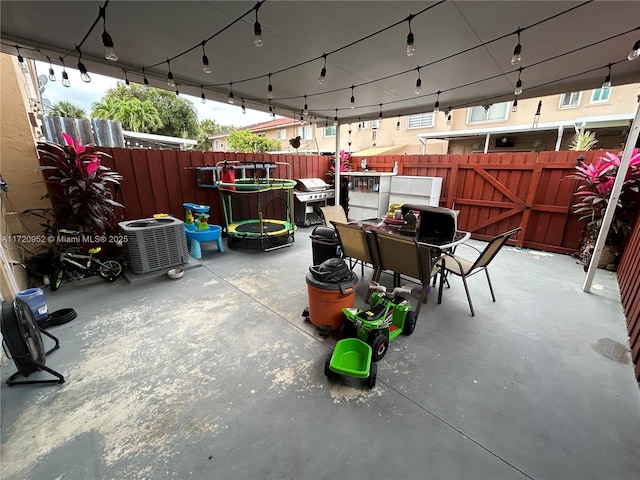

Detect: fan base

[5,328,65,386]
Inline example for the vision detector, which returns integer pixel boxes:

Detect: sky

[33,61,275,131]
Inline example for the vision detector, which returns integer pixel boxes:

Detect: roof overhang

[2,1,639,125]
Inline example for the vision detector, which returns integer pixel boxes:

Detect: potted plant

[568,148,640,270]
[37,133,123,234]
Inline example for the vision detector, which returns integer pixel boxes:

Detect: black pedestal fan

[1,298,64,385]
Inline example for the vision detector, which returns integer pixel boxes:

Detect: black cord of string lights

[59,0,110,61]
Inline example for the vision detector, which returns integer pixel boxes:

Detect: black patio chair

[437,227,522,316]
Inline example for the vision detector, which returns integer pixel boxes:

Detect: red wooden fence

[616,211,640,382]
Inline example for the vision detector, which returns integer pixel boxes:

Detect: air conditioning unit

[119,217,188,274]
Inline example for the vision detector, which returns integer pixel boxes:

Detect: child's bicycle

[340,281,417,362]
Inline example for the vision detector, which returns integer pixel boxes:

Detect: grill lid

[295,178,330,192]
[401,204,457,246]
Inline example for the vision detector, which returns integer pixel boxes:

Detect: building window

[324,125,336,137]
[296,125,312,140]
[213,140,223,150]
[257,132,266,137]
[276,128,287,140]
[467,102,509,124]
[590,87,611,103]
[359,120,380,130]
[559,92,582,109]
[407,112,434,129]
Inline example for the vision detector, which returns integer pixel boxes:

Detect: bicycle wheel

[98,259,124,282]
[51,265,65,291]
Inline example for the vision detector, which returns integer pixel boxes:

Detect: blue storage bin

[16,288,48,323]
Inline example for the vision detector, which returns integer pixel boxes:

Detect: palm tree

[91,97,163,132]
[50,100,87,119]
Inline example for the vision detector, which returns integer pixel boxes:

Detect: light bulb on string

[533,100,542,128]
[433,91,440,113]
[167,60,175,87]
[15,47,29,73]
[415,66,422,94]
[46,56,56,82]
[75,46,91,83]
[406,15,415,56]
[60,57,70,87]
[602,63,612,88]
[511,28,522,66]
[514,67,523,95]
[378,103,383,125]
[228,83,235,104]
[267,73,274,98]
[124,70,130,86]
[253,2,263,47]
[201,86,206,104]
[303,95,309,115]
[333,109,338,126]
[242,99,246,114]
[142,67,149,86]
[176,86,180,96]
[396,117,401,131]
[350,85,355,108]
[628,39,640,60]
[100,6,118,61]
[511,97,518,113]
[202,42,211,74]
[446,113,452,126]
[318,54,327,84]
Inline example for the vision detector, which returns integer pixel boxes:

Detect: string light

[254,2,263,47]
[268,99,273,115]
[511,96,518,113]
[303,94,308,115]
[602,63,612,88]
[350,85,355,108]
[228,83,235,104]
[100,5,118,61]
[318,53,327,84]
[446,112,452,125]
[75,46,91,83]
[533,100,542,128]
[511,28,522,66]
[406,14,415,56]
[514,67,523,95]
[124,70,130,86]
[46,56,56,82]
[175,86,180,96]
[60,57,70,87]
[267,73,274,98]
[202,42,211,74]
[378,103,383,124]
[628,39,640,61]
[142,67,149,86]
[15,47,29,72]
[333,108,338,126]
[201,86,206,104]
[433,90,440,113]
[242,98,246,114]
[415,66,422,94]
[167,60,175,87]
[396,116,401,131]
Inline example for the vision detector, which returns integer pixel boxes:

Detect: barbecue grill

[293,178,335,227]
[400,204,468,250]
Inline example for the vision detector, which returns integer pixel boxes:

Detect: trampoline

[217,161,296,251]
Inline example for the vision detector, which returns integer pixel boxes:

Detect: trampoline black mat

[235,221,287,234]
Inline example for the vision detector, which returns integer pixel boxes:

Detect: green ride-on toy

[340,281,417,362]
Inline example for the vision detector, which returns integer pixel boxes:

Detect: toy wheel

[51,266,65,291]
[324,355,336,378]
[370,333,389,362]
[367,362,377,388]
[403,311,417,335]
[339,320,357,338]
[319,325,332,338]
[98,259,124,282]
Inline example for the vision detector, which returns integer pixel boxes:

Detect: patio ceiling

[1,1,639,125]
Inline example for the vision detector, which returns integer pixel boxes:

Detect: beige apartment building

[211,83,639,156]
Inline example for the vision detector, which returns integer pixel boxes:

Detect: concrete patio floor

[1,229,639,480]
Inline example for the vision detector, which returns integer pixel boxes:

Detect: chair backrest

[320,205,347,227]
[333,222,375,266]
[373,230,423,282]
[471,227,522,270]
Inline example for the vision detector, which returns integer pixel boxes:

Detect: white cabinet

[341,172,395,221]
[389,176,442,207]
